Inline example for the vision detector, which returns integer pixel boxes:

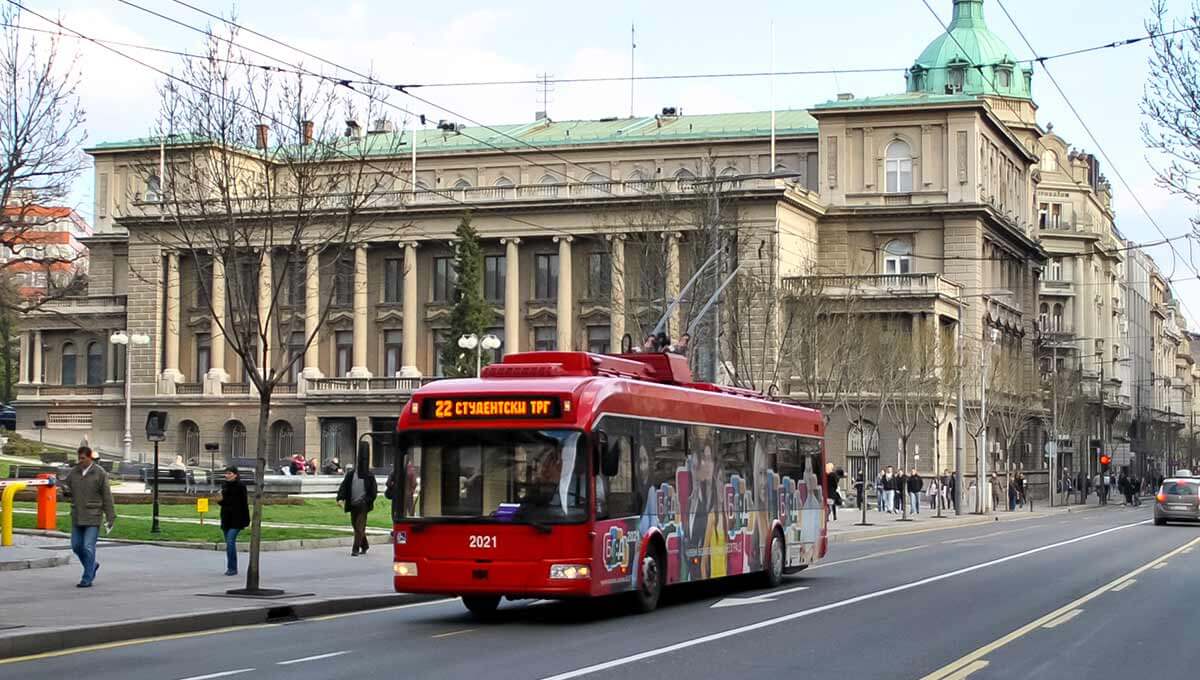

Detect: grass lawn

[9,510,346,544]
[14,498,392,529]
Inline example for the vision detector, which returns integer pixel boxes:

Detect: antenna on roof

[536,73,553,121]
[770,20,776,171]
[630,23,636,118]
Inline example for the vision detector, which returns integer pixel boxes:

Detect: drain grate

[265,606,298,623]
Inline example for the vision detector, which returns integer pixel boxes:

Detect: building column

[554,236,573,350]
[160,252,183,392]
[863,127,875,189]
[32,330,43,384]
[664,232,681,337]
[302,247,322,380]
[608,235,626,350]
[105,329,117,383]
[257,251,273,381]
[205,253,228,393]
[401,241,421,376]
[349,244,371,378]
[18,332,29,384]
[502,238,521,354]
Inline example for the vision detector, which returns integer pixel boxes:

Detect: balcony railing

[307,376,439,394]
[176,382,203,395]
[222,382,251,395]
[17,384,108,398]
[26,294,128,314]
[781,273,963,300]
[130,177,788,216]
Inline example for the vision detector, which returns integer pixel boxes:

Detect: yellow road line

[0,624,283,666]
[918,534,1200,680]
[1110,579,1136,592]
[1041,609,1082,629]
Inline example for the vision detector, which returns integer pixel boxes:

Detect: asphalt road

[5,504,1197,680]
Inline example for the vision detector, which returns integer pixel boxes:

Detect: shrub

[3,432,43,459]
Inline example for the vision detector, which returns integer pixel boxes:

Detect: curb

[825,503,1121,543]
[0,554,70,571]
[0,592,441,660]
[11,528,391,552]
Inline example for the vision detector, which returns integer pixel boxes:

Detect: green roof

[811,92,981,110]
[87,110,819,158]
[906,0,1032,99]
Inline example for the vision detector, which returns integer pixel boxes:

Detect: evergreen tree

[440,213,496,377]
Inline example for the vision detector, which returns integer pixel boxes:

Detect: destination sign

[421,396,562,420]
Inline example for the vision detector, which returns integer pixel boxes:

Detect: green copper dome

[906,0,1032,99]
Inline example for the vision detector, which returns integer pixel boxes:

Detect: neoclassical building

[14,0,1195,481]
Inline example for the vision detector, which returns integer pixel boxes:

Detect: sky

[16,0,1200,327]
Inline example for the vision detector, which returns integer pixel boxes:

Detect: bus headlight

[549,564,591,580]
[394,561,419,577]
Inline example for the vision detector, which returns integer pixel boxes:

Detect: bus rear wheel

[462,595,501,617]
[763,530,785,588]
[633,544,664,614]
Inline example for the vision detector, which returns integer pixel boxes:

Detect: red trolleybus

[389,351,827,616]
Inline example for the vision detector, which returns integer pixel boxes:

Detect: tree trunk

[245,388,271,592]
[900,436,909,520]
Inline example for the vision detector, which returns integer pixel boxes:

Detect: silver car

[1154,477,1200,525]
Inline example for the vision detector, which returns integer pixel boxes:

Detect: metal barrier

[0,474,57,546]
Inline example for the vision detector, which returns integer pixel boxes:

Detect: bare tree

[834,315,893,521]
[781,276,863,421]
[1142,0,1200,228]
[0,6,88,309]
[961,339,997,512]
[134,27,407,593]
[915,325,959,513]
[992,352,1041,507]
[877,322,924,520]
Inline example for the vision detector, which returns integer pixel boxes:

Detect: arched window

[948,66,965,93]
[224,420,247,463]
[86,342,104,386]
[414,180,431,192]
[270,420,294,466]
[720,166,739,177]
[885,141,913,193]
[674,167,696,191]
[535,173,559,197]
[452,178,471,190]
[493,176,514,188]
[538,174,557,185]
[1052,304,1064,332]
[179,420,200,464]
[585,173,607,184]
[1041,150,1059,173]
[626,170,647,182]
[1039,303,1049,330]
[882,239,913,275]
[1049,257,1062,281]
[61,342,77,385]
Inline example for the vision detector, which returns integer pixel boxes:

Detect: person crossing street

[61,446,116,588]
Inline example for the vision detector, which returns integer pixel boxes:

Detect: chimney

[345,119,363,139]
[535,110,547,121]
[301,120,314,145]
[254,124,269,150]
[370,118,394,134]
[836,92,855,101]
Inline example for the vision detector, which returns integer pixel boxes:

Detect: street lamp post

[459,333,502,377]
[954,291,1012,516]
[110,331,150,460]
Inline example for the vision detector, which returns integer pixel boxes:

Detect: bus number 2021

[469,535,497,549]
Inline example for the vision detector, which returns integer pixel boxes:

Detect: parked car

[0,404,15,430]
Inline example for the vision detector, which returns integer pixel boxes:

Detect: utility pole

[955,297,965,515]
[1050,344,1058,508]
[979,332,989,514]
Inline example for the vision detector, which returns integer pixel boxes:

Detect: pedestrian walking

[896,468,907,514]
[990,472,1002,512]
[853,471,865,509]
[825,463,843,520]
[217,465,250,576]
[945,469,958,512]
[883,467,897,514]
[337,443,379,556]
[875,472,886,513]
[908,468,922,514]
[61,446,116,588]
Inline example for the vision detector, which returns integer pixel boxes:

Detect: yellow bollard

[2,482,29,547]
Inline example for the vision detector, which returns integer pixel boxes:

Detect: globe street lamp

[110,331,150,460]
[458,333,502,377]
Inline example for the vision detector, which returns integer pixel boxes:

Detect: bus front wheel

[633,544,664,613]
[462,595,501,617]
[763,530,785,588]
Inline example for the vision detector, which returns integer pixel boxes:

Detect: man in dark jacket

[337,443,379,556]
[217,466,250,576]
[895,469,908,514]
[62,446,116,588]
[908,468,923,514]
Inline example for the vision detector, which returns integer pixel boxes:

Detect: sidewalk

[0,533,422,659]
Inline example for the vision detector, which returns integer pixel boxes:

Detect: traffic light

[1099,454,1112,470]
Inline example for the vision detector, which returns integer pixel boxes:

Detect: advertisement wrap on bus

[389,350,827,616]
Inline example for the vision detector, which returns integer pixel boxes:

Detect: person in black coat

[218,466,250,576]
[337,442,379,556]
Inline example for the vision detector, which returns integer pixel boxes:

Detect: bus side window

[777,436,804,482]
[799,437,824,502]
[596,418,636,519]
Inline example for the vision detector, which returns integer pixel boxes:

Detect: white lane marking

[1182,547,1194,554]
[1041,609,1082,629]
[933,659,989,680]
[1110,579,1136,592]
[431,628,475,639]
[809,544,926,570]
[276,651,350,666]
[942,525,1044,545]
[1153,562,1167,570]
[177,670,255,680]
[710,585,810,608]
[538,520,1149,680]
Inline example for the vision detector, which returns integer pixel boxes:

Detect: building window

[885,141,913,193]
[587,252,611,299]
[636,249,666,301]
[996,67,1011,89]
[195,255,214,309]
[195,333,211,379]
[586,325,610,354]
[383,258,403,304]
[453,178,472,190]
[335,330,353,377]
[333,255,353,306]
[1049,258,1062,281]
[384,329,403,377]
[948,67,965,93]
[494,176,514,188]
[484,255,505,303]
[433,330,449,376]
[534,253,558,299]
[882,239,913,275]
[144,174,161,202]
[534,327,556,352]
[284,260,304,306]
[1039,303,1049,331]
[287,332,305,384]
[61,342,77,385]
[1041,150,1058,173]
[1052,303,1064,332]
[432,257,457,303]
[86,342,103,386]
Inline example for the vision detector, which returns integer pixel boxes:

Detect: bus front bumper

[393,557,596,598]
